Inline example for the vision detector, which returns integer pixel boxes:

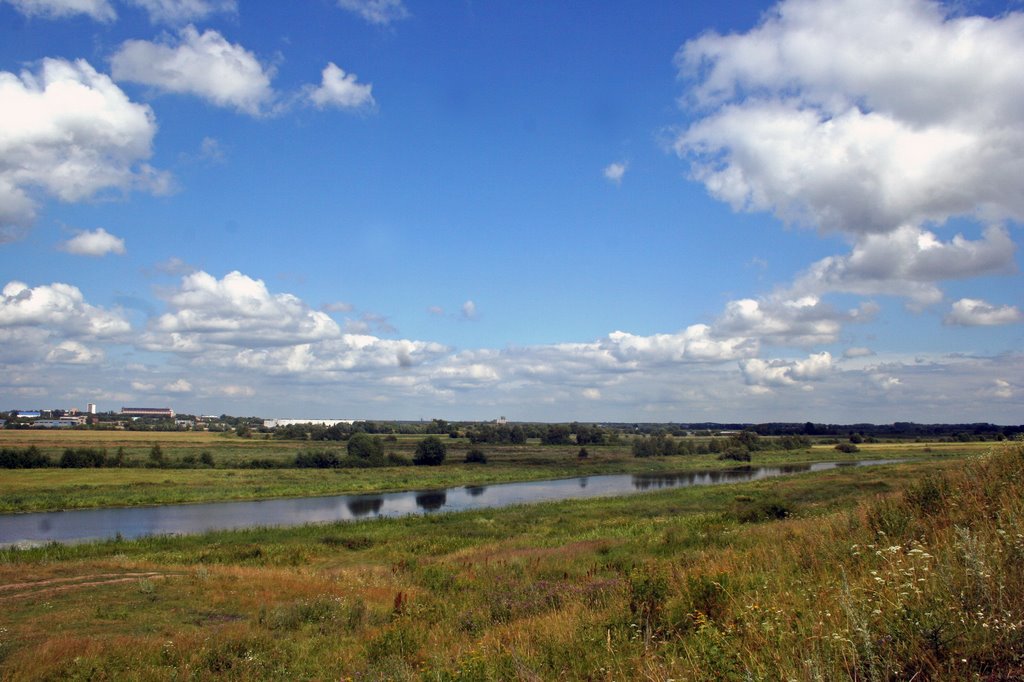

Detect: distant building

[33,417,85,428]
[120,407,175,418]
[262,419,359,429]
[87,403,97,415]
[17,411,41,419]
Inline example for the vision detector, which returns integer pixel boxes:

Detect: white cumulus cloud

[740,351,833,388]
[945,298,1024,326]
[603,162,627,185]
[44,340,104,364]
[111,26,275,116]
[0,280,129,338]
[0,280,129,367]
[792,225,1016,307]
[140,270,341,352]
[58,228,126,257]
[676,0,1024,235]
[602,325,755,364]
[337,0,408,25]
[163,378,192,393]
[0,58,164,239]
[1,0,115,21]
[714,295,871,347]
[307,62,374,110]
[123,0,235,24]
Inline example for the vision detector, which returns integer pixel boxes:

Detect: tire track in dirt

[0,572,179,601]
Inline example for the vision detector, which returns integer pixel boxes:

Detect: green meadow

[0,429,987,512]
[1,437,1021,680]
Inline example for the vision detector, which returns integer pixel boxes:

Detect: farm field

[0,430,991,513]
[0,444,1021,679]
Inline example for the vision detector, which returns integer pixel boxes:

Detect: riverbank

[0,441,984,513]
[0,446,1018,679]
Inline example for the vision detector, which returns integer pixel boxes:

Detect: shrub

[347,433,384,459]
[295,450,340,468]
[717,448,751,462]
[541,424,573,445]
[148,443,166,467]
[464,448,487,464]
[386,451,412,466]
[199,451,215,467]
[629,562,670,641]
[0,446,50,468]
[632,434,677,457]
[578,447,589,459]
[835,442,859,453]
[60,447,107,468]
[734,497,792,523]
[247,458,281,469]
[414,436,446,466]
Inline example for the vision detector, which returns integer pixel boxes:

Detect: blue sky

[1,0,1021,422]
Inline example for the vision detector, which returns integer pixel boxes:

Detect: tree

[464,448,487,464]
[541,424,572,445]
[148,443,166,467]
[347,433,383,459]
[414,436,446,466]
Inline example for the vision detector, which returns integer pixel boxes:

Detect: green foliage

[541,424,573,445]
[414,436,446,466]
[632,434,678,457]
[835,442,860,453]
[465,424,526,444]
[727,430,762,451]
[572,423,607,445]
[347,433,384,459]
[148,443,166,467]
[0,445,51,468]
[294,449,408,469]
[776,434,812,450]
[628,562,670,640]
[717,448,751,462]
[59,447,107,468]
[732,495,792,522]
[259,595,366,633]
[671,573,731,632]
[294,450,340,468]
[464,448,487,464]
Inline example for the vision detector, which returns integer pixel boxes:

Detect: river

[0,459,902,547]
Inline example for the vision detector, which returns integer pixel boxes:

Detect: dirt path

[0,571,178,601]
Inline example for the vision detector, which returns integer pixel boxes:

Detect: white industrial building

[262,419,360,429]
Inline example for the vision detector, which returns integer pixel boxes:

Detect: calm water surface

[0,459,902,547]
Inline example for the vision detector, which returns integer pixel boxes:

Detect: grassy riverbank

[1,445,1020,679]
[0,437,986,513]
